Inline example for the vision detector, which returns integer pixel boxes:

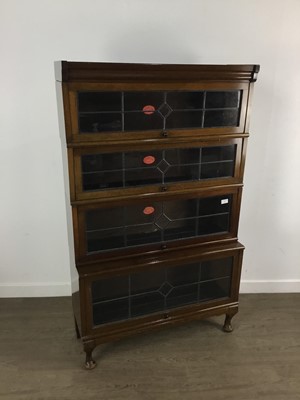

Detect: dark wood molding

[56,61,260,83]
[66,133,250,148]
[76,241,245,275]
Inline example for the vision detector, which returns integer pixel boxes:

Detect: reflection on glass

[79,113,122,133]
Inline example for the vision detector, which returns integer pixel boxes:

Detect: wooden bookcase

[55,62,259,369]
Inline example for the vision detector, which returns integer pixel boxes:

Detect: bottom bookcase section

[86,247,243,329]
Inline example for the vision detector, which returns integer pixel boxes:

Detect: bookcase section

[56,61,259,369]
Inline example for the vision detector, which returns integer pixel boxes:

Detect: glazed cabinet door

[82,246,244,336]
[73,138,244,200]
[75,186,242,262]
[66,82,249,142]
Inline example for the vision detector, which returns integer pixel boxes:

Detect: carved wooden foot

[223,314,234,333]
[84,344,97,370]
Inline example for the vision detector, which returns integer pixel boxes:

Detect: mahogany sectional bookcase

[55,62,259,369]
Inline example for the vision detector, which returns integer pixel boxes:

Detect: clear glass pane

[82,153,122,172]
[93,298,129,325]
[200,162,234,180]
[205,91,240,109]
[167,92,204,110]
[87,228,124,253]
[166,284,198,308]
[167,263,199,286]
[124,111,163,131]
[79,113,122,133]
[92,275,129,325]
[199,278,231,301]
[131,269,165,294]
[165,148,200,165]
[201,145,236,163]
[166,110,203,129]
[131,292,164,318]
[125,168,162,187]
[164,165,199,183]
[92,275,128,302]
[164,199,198,219]
[197,214,230,235]
[82,171,124,191]
[86,208,123,230]
[125,224,162,246]
[198,195,231,216]
[164,218,197,241]
[78,92,121,112]
[204,110,239,127]
[201,257,233,281]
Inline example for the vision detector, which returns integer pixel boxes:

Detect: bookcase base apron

[80,303,239,369]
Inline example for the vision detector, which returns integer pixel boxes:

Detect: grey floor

[0,294,300,400]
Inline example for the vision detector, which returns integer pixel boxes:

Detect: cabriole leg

[84,343,97,370]
[223,314,234,332]
[223,307,238,333]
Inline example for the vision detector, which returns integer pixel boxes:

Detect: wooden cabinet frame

[71,137,245,201]
[66,81,249,143]
[74,185,243,264]
[55,61,259,369]
[79,243,244,343]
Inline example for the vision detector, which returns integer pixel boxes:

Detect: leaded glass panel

[85,195,232,254]
[92,256,233,326]
[81,145,236,192]
[77,90,242,133]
